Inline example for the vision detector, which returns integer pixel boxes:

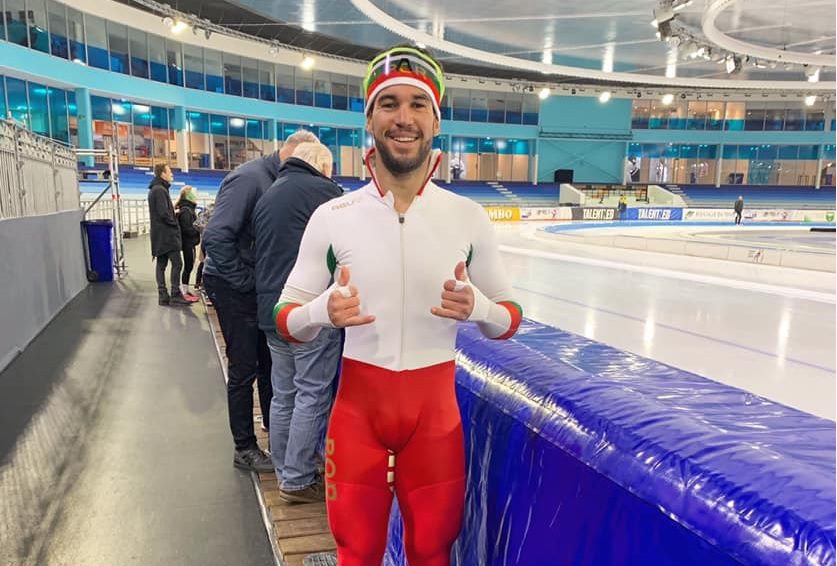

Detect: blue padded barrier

[384,320,835,565]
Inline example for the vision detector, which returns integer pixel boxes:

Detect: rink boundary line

[499,244,836,305]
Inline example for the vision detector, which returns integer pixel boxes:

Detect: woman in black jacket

[175,186,201,301]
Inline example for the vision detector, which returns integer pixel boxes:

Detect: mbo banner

[623,207,683,221]
[484,207,521,222]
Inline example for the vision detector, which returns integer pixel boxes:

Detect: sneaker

[169,292,194,306]
[234,448,274,473]
[158,290,170,306]
[182,292,200,303]
[279,479,326,504]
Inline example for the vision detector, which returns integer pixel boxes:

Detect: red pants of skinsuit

[325,358,465,566]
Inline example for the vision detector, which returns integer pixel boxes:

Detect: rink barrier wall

[383,320,835,565]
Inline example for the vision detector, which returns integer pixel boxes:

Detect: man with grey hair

[203,129,319,473]
[254,142,343,502]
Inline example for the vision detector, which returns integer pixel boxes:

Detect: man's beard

[374,133,433,177]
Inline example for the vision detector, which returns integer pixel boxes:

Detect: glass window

[166,40,183,86]
[5,77,28,126]
[66,6,84,63]
[0,77,7,119]
[439,94,451,121]
[48,0,68,59]
[112,99,131,123]
[805,107,825,131]
[648,101,667,129]
[229,116,246,168]
[5,0,28,46]
[90,95,111,121]
[487,95,505,123]
[150,106,168,130]
[246,119,262,140]
[203,49,223,93]
[28,81,49,136]
[763,102,785,131]
[724,102,745,131]
[668,100,687,130]
[703,101,723,130]
[28,0,49,53]
[314,72,331,108]
[318,126,336,146]
[276,64,295,104]
[470,92,488,122]
[347,76,363,112]
[148,34,167,83]
[223,53,241,96]
[187,111,210,168]
[505,94,522,124]
[242,57,259,99]
[131,103,152,165]
[785,105,804,131]
[686,101,707,130]
[259,60,275,101]
[631,100,650,129]
[331,74,347,110]
[296,69,313,106]
[85,14,109,70]
[183,44,204,90]
[451,89,470,121]
[522,95,539,125]
[744,102,765,130]
[107,21,129,74]
[48,86,68,142]
[211,115,229,170]
[128,28,148,78]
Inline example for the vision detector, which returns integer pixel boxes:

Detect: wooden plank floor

[203,296,336,566]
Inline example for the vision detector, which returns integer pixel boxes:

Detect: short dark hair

[154,163,169,178]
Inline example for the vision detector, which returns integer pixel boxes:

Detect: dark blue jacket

[254,157,343,332]
[202,153,282,292]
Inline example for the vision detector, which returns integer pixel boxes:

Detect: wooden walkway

[204,298,336,566]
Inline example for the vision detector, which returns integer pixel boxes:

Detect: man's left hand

[431,261,474,321]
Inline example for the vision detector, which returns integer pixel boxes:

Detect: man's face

[366,84,440,177]
[162,166,174,183]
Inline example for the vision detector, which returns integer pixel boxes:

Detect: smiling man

[272,45,522,566]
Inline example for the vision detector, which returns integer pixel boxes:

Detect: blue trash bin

[82,219,114,282]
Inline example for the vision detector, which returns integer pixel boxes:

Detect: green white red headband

[363,47,445,118]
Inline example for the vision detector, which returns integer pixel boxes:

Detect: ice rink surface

[494,223,836,420]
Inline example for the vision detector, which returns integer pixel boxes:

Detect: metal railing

[0,119,80,219]
[80,196,216,239]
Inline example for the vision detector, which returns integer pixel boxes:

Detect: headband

[363,47,445,118]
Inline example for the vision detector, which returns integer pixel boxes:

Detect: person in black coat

[254,143,344,502]
[734,195,744,225]
[202,129,319,472]
[175,185,201,300]
[148,163,190,306]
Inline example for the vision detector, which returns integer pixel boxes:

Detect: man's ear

[433,115,441,136]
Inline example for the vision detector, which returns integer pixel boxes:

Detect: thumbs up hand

[431,261,475,321]
[328,266,376,328]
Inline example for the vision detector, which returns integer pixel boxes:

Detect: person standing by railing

[175,185,201,302]
[148,163,192,306]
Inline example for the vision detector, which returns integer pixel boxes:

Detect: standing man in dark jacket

[254,143,343,503]
[203,129,319,472]
[734,195,744,225]
[148,163,191,306]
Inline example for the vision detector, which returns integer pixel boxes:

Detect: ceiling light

[806,66,821,83]
[162,16,174,28]
[170,20,189,34]
[538,88,550,100]
[672,0,693,11]
[725,56,741,74]
[415,42,426,49]
[661,93,674,105]
[268,43,279,55]
[300,55,315,70]
[204,28,212,40]
[805,95,817,106]
[599,91,611,103]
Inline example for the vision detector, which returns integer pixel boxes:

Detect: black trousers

[203,274,272,451]
[181,245,196,285]
[155,250,182,294]
[735,211,742,224]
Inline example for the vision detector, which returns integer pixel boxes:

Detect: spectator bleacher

[672,185,836,208]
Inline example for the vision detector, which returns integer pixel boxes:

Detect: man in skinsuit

[273,45,522,566]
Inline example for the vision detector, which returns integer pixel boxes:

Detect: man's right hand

[328,266,375,328]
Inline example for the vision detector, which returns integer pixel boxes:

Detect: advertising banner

[623,208,684,221]
[519,207,574,221]
[573,208,618,221]
[684,208,836,223]
[484,207,521,222]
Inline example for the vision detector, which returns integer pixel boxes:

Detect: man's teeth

[392,136,417,142]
